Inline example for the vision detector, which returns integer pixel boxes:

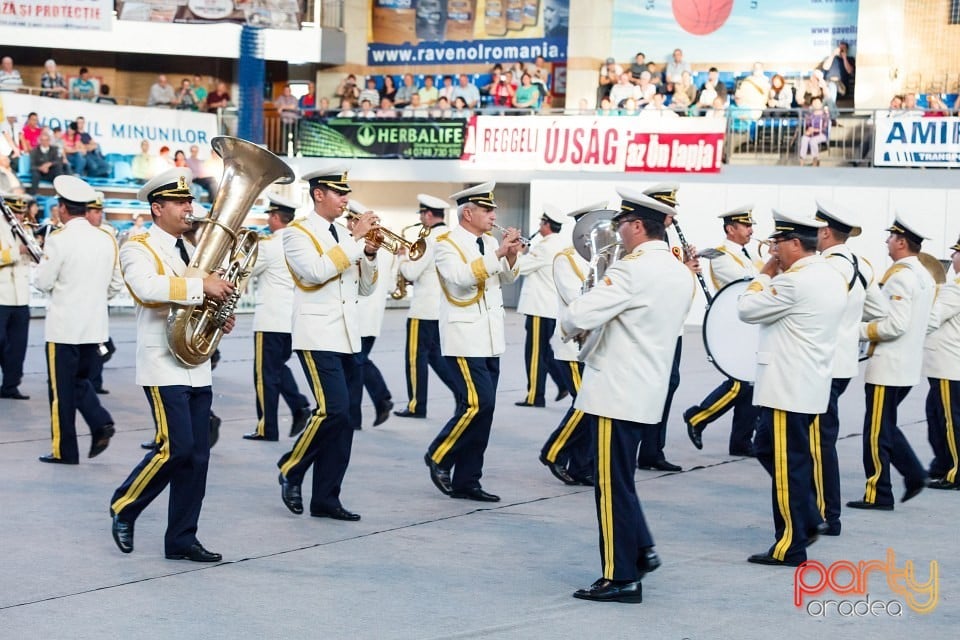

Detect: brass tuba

[390,223,433,300]
[166,136,295,366]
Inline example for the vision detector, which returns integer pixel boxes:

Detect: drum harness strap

[827,252,867,291]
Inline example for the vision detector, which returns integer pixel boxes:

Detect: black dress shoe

[573,578,643,603]
[637,547,661,577]
[555,389,570,402]
[928,478,960,490]
[846,499,894,511]
[823,522,841,536]
[0,389,30,400]
[373,400,394,427]
[141,441,158,451]
[94,388,110,395]
[575,475,595,487]
[539,453,577,485]
[638,459,682,472]
[450,487,500,502]
[424,453,452,495]
[805,522,829,547]
[242,432,277,441]
[394,408,426,418]
[165,542,222,562]
[38,453,78,465]
[514,400,545,407]
[88,424,115,459]
[209,413,221,449]
[290,406,311,437]
[902,479,926,503]
[112,515,134,553]
[310,506,361,521]
[747,552,802,567]
[684,408,703,450]
[279,474,303,514]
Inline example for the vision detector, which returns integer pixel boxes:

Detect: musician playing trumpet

[0,193,34,400]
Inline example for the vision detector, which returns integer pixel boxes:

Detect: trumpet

[390,223,433,300]
[346,210,427,261]
[491,224,535,247]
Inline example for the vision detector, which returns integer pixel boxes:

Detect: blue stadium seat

[17,154,30,177]
[113,161,133,181]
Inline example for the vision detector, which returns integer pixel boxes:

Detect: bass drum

[702,279,760,383]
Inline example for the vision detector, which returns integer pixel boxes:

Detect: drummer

[683,206,761,456]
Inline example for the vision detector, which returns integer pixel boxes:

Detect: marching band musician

[924,236,960,490]
[684,206,760,457]
[738,209,846,567]
[85,192,116,396]
[242,193,311,442]
[110,167,235,561]
[514,203,568,408]
[277,166,379,522]
[393,194,458,419]
[424,182,521,503]
[539,202,602,486]
[35,175,123,465]
[0,194,34,400]
[813,200,887,536]
[848,212,937,511]
[562,188,694,603]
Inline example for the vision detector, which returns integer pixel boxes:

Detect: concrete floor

[0,309,957,638]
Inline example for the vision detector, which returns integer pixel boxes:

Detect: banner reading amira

[299,119,467,159]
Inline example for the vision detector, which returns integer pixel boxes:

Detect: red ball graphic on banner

[672,0,734,35]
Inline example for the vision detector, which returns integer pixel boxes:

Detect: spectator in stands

[338,98,356,118]
[336,74,361,102]
[63,122,87,176]
[299,81,317,118]
[49,126,67,159]
[401,94,429,118]
[381,76,397,105]
[597,57,623,104]
[513,73,540,111]
[596,96,616,116]
[734,62,769,120]
[70,67,97,101]
[798,97,829,166]
[376,97,397,119]
[315,97,333,119]
[157,145,174,169]
[884,94,903,117]
[20,112,42,152]
[628,52,646,85]
[431,96,453,119]
[0,153,25,194]
[801,69,827,107]
[451,97,471,118]
[395,74,417,108]
[439,75,456,102]
[40,59,68,99]
[695,67,728,113]
[95,84,117,105]
[275,84,300,124]
[635,71,656,107]
[619,97,640,116]
[490,72,516,108]
[609,72,638,109]
[527,56,550,81]
[901,92,925,116]
[418,76,439,107]
[766,74,794,111]
[192,75,208,110]
[29,130,67,194]
[359,77,380,106]
[646,62,663,88]
[924,94,951,117]
[664,48,691,94]
[186,144,218,200]
[174,150,188,167]
[174,78,200,110]
[508,61,525,86]
[206,81,231,113]
[531,67,550,107]
[640,90,679,119]
[483,64,504,93]
[671,71,697,114]
[357,99,376,120]
[0,56,22,91]
[132,141,155,183]
[451,74,481,109]
[74,116,110,177]
[821,41,855,107]
[147,74,175,108]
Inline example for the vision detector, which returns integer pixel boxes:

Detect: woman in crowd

[766,74,794,111]
[798,96,829,166]
[670,71,697,114]
[513,73,540,111]
[381,76,398,104]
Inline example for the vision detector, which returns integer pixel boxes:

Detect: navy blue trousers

[541,360,593,480]
[279,350,357,512]
[638,337,682,465]
[45,342,113,463]
[427,356,499,492]
[0,304,29,395]
[926,378,960,483]
[402,318,456,417]
[858,384,926,506]
[357,335,392,416]
[522,315,565,405]
[811,378,849,531]
[253,331,309,440]
[110,385,212,555]
[686,375,758,455]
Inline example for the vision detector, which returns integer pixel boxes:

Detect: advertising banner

[1,93,218,155]
[368,0,568,66]
[873,116,960,168]
[461,115,725,173]
[299,118,467,159]
[116,0,303,29]
[0,0,111,30]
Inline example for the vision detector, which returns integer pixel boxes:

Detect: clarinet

[1,195,43,263]
[670,219,712,304]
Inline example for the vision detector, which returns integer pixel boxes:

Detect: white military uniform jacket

[35,216,123,344]
[282,212,378,354]
[822,244,888,379]
[358,249,395,338]
[551,246,588,362]
[924,275,960,380]
[120,225,210,387]
[861,256,937,387]
[709,238,760,290]
[0,219,31,306]
[398,222,446,321]
[434,225,519,357]
[516,231,565,318]
[738,255,846,414]
[561,240,693,423]
[252,227,295,334]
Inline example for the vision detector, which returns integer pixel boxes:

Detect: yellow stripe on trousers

[546,409,584,462]
[111,387,171,515]
[941,380,958,483]
[598,417,615,579]
[254,332,266,436]
[689,380,741,427]
[864,386,885,503]
[280,351,328,477]
[407,319,420,413]
[810,416,825,519]
[771,410,794,561]
[525,317,541,404]
[47,343,61,458]
[569,361,582,394]
[432,357,478,463]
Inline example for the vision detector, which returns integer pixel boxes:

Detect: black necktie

[329,224,339,242]
[476,237,485,255]
[742,246,751,260]
[175,238,190,265]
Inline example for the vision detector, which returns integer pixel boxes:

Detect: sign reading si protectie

[298,119,467,159]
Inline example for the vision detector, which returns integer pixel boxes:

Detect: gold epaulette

[880,263,909,286]
[128,232,149,243]
[621,250,645,261]
[435,231,450,242]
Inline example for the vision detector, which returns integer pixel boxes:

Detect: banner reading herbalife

[299,119,467,159]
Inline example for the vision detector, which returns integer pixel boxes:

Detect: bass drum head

[702,279,760,383]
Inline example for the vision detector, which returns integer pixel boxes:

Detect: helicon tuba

[166,136,295,367]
